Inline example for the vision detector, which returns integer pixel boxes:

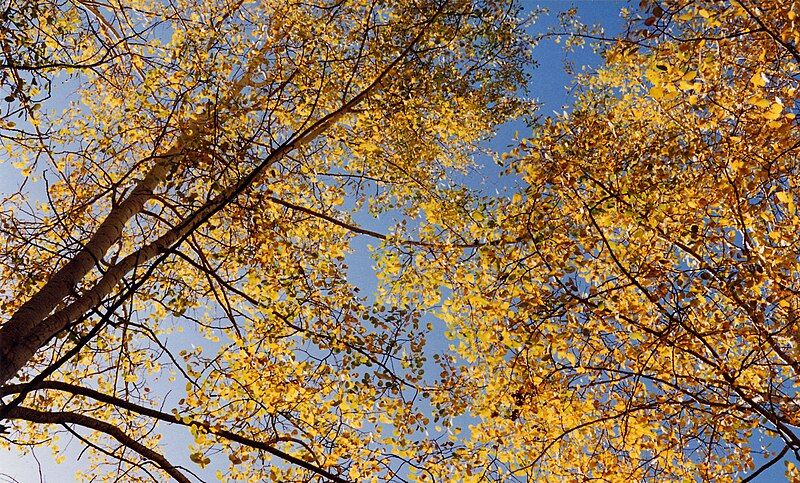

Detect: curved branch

[4,405,191,483]
[0,380,352,483]
[741,444,790,483]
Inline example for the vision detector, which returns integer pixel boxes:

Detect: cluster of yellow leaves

[0,0,534,481]
[414,1,800,481]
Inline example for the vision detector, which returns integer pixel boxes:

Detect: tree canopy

[1,0,799,482]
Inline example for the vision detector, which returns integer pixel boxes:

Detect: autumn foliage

[1,0,799,482]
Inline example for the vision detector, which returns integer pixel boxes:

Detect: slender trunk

[0,49,272,383]
[0,85,372,384]
[0,6,439,386]
[0,159,171,382]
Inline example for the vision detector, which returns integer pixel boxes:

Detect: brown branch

[265,194,524,249]
[741,444,790,482]
[1,380,352,483]
[4,405,191,483]
[735,1,800,64]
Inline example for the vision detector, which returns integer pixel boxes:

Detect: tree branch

[4,405,191,483]
[1,380,353,483]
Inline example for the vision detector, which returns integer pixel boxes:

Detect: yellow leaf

[747,96,771,108]
[662,90,680,102]
[750,72,767,87]
[763,103,783,120]
[649,86,665,99]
